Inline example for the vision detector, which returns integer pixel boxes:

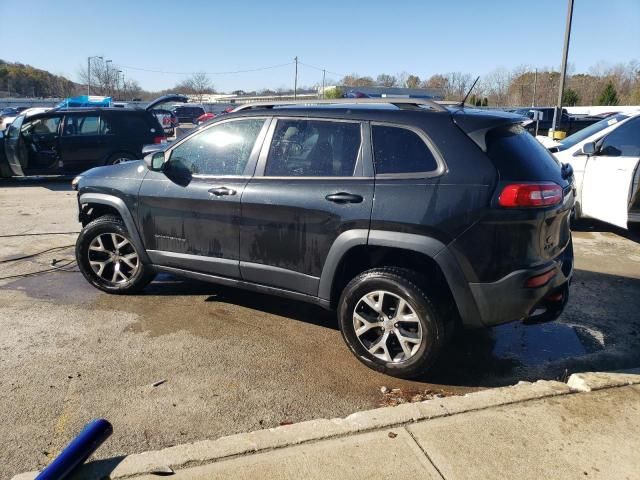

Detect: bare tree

[175,72,214,103]
[376,73,397,87]
[405,75,421,89]
[443,72,473,100]
[483,68,512,106]
[341,74,375,87]
[422,74,448,89]
[77,59,121,97]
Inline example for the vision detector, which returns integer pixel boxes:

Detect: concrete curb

[13,370,640,480]
[566,368,640,392]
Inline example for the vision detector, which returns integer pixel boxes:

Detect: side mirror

[144,151,166,171]
[581,142,596,156]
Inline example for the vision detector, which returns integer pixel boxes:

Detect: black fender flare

[318,229,483,328]
[79,192,150,264]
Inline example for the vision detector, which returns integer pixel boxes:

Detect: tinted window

[265,119,360,177]
[62,115,109,136]
[372,125,438,174]
[600,117,640,157]
[119,114,154,135]
[169,118,264,175]
[486,124,564,183]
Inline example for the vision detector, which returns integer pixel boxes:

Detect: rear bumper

[467,239,573,327]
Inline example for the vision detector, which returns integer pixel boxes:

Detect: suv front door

[239,117,373,296]
[137,117,269,278]
[581,117,640,229]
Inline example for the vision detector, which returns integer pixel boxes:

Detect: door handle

[208,186,237,196]
[325,192,363,204]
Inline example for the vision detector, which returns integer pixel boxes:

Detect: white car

[1,107,51,130]
[552,111,640,229]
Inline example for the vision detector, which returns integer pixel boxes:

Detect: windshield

[557,113,629,150]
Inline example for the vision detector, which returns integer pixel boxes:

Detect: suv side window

[600,117,640,157]
[63,114,106,136]
[169,118,264,176]
[372,125,439,175]
[22,116,61,136]
[265,119,361,177]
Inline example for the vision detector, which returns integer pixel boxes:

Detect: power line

[116,62,295,76]
[114,60,346,80]
[299,62,345,78]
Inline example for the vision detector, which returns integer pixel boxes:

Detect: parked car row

[511,107,612,137]
[0,94,190,177]
[547,110,640,228]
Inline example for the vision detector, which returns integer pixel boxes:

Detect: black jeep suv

[73,98,574,378]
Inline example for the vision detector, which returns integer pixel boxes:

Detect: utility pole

[532,68,537,107]
[294,56,298,100]
[551,0,574,135]
[105,59,112,97]
[87,56,103,96]
[322,69,326,99]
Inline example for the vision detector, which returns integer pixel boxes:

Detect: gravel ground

[1,178,639,478]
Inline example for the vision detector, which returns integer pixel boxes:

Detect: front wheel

[338,268,447,378]
[76,215,154,294]
[106,153,135,165]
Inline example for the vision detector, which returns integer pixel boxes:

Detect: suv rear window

[486,124,564,183]
[372,125,438,175]
[265,119,361,177]
[118,113,157,135]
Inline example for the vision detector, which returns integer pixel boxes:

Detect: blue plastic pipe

[36,418,113,480]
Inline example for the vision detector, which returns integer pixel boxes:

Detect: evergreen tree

[597,81,619,106]
[562,88,580,106]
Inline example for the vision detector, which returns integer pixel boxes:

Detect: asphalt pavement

[1,178,639,479]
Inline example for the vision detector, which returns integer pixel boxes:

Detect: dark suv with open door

[0,94,187,177]
[72,98,574,378]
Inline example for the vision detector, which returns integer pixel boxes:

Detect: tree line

[2,58,639,107]
[335,61,640,107]
[0,59,78,98]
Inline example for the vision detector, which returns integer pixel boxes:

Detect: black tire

[105,153,136,166]
[338,267,447,379]
[76,215,154,294]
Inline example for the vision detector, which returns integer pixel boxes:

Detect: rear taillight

[153,135,167,144]
[498,182,563,208]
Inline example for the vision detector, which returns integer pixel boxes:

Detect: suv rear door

[58,112,111,172]
[581,116,640,228]
[239,116,373,296]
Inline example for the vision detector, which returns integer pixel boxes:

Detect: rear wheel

[338,267,447,378]
[76,215,154,294]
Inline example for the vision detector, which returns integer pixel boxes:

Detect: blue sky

[1,0,638,92]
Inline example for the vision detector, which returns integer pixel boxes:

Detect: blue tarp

[56,95,112,109]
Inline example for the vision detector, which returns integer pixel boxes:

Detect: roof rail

[231,98,448,113]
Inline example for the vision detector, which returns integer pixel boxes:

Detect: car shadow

[144,273,338,329]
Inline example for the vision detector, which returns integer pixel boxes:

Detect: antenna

[460,76,480,107]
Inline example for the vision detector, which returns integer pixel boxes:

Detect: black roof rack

[231,98,448,113]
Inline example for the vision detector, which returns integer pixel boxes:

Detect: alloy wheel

[88,233,139,284]
[353,290,423,363]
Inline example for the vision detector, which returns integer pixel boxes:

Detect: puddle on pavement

[490,321,603,366]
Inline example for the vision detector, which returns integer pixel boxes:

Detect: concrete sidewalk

[14,371,640,480]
